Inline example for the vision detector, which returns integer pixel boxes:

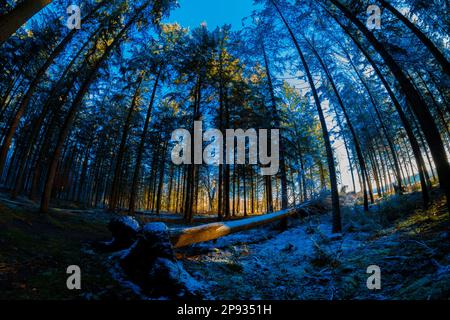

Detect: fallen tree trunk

[97,199,329,298]
[137,214,248,225]
[169,201,315,249]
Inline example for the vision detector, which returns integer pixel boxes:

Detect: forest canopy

[0,0,449,234]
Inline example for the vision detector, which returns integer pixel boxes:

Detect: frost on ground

[179,214,356,300]
[179,194,450,300]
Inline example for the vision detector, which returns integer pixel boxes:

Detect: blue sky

[166,0,258,30]
[163,0,357,191]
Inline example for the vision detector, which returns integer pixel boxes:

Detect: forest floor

[0,198,141,300]
[0,191,449,300]
[181,191,450,300]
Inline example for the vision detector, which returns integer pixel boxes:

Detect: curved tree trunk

[40,5,147,213]
[272,0,342,232]
[328,0,447,213]
[0,2,105,176]
[307,39,370,212]
[0,29,77,175]
[10,33,96,199]
[329,11,430,206]
[379,0,450,77]
[0,0,53,44]
[343,48,404,195]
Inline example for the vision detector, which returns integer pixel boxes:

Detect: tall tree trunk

[261,41,289,209]
[307,39,369,211]
[223,85,231,218]
[29,110,59,201]
[0,0,53,44]
[327,1,433,207]
[184,77,202,222]
[110,76,144,211]
[243,166,248,216]
[155,142,168,215]
[342,46,404,196]
[40,6,147,213]
[298,151,308,202]
[129,69,161,215]
[265,175,274,212]
[10,33,95,199]
[272,0,341,232]
[379,0,450,77]
[77,143,91,204]
[0,1,105,175]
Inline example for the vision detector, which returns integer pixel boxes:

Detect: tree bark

[171,201,314,248]
[40,5,147,213]
[379,0,450,77]
[327,0,437,208]
[110,76,144,211]
[10,33,95,199]
[0,0,53,44]
[307,39,369,211]
[272,0,342,232]
[262,41,289,210]
[0,1,105,176]
[129,69,161,215]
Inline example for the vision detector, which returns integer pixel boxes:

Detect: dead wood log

[170,202,314,248]
[119,222,204,299]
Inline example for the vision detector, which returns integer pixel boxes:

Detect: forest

[0,0,449,301]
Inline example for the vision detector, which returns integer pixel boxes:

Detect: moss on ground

[0,203,139,300]
[1,191,449,300]
[182,192,450,300]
